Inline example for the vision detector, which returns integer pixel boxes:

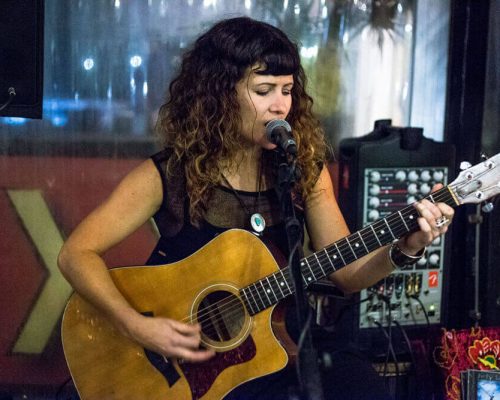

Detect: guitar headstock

[449,153,500,205]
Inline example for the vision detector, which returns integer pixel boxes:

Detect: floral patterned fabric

[434,326,500,400]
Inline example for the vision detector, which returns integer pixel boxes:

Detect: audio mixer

[358,166,449,328]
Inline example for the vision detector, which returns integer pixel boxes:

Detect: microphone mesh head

[265,119,291,136]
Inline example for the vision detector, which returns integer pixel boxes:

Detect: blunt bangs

[256,49,300,76]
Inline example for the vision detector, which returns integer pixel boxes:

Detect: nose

[270,94,289,117]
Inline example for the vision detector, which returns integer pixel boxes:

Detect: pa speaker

[0,0,44,119]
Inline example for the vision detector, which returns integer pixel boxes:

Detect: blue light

[130,55,142,68]
[51,113,69,127]
[83,58,95,70]
[1,117,28,125]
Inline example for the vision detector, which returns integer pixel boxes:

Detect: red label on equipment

[428,271,439,288]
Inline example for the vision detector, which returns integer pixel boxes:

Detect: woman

[58,17,454,399]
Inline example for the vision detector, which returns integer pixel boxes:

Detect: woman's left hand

[397,184,455,255]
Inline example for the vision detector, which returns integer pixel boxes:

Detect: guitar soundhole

[197,290,245,343]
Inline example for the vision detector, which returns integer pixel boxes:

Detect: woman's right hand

[123,314,216,363]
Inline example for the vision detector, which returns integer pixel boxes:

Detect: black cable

[0,87,16,111]
[392,319,417,374]
[408,294,435,399]
[295,305,314,395]
[376,291,401,400]
[372,319,399,400]
[408,294,431,353]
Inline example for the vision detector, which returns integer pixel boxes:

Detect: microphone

[266,119,297,156]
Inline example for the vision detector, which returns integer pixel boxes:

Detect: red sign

[428,270,439,288]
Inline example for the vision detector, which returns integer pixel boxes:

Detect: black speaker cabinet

[336,120,456,354]
[0,0,44,119]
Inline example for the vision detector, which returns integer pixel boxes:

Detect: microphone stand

[274,149,324,400]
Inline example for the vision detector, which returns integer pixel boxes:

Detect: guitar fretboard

[240,186,457,316]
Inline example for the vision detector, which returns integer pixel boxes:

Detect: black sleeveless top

[146,148,305,266]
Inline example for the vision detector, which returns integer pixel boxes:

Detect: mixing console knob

[369,197,380,208]
[370,171,381,182]
[432,236,441,246]
[482,202,494,213]
[417,256,427,267]
[368,209,380,221]
[395,170,407,182]
[369,185,381,196]
[408,170,419,182]
[420,183,431,195]
[420,170,431,182]
[433,170,444,182]
[428,252,440,267]
[407,183,418,195]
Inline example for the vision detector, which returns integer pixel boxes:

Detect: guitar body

[62,230,289,400]
[62,153,500,399]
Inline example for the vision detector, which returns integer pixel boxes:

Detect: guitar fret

[301,259,314,284]
[240,288,254,315]
[303,258,315,278]
[314,253,326,276]
[358,231,370,254]
[361,227,380,253]
[323,248,337,272]
[370,224,383,246]
[247,287,261,314]
[334,242,347,266]
[373,219,394,245]
[259,280,272,306]
[345,236,357,259]
[339,238,357,264]
[398,210,410,232]
[252,283,266,310]
[388,212,411,238]
[276,274,288,298]
[354,234,366,257]
[383,218,396,240]
[275,274,286,297]
[265,276,279,303]
[243,286,259,315]
[280,270,292,295]
[346,234,368,260]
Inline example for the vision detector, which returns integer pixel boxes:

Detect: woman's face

[235,68,294,150]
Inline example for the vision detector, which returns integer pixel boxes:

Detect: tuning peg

[460,161,472,170]
[482,202,494,213]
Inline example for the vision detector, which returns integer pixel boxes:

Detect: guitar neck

[240,185,458,316]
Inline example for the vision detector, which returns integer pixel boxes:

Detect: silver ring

[435,216,450,228]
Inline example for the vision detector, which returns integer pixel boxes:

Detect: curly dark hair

[155,16,327,225]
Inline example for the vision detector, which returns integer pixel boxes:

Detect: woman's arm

[58,159,214,362]
[304,165,454,293]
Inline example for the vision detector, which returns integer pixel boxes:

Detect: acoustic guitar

[61,154,500,399]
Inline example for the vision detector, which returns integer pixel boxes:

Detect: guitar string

[188,226,422,338]
[178,186,457,332]
[185,187,457,334]
[194,170,498,339]
[195,173,497,337]
[188,209,447,339]
[177,186,459,334]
